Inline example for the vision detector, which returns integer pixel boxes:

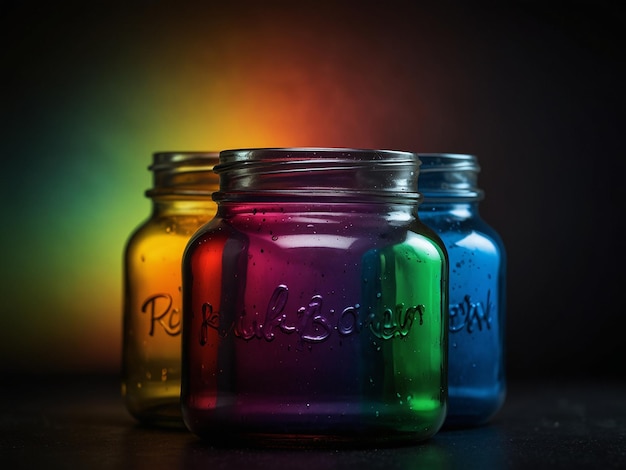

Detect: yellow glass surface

[122,198,217,427]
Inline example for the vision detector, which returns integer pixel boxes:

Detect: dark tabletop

[1,374,625,469]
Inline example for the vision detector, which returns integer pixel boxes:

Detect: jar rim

[146,151,220,198]
[213,147,421,203]
[418,153,480,173]
[417,153,484,202]
[220,147,415,155]
[149,151,220,171]
[217,147,417,170]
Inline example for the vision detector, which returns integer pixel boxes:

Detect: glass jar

[181,148,448,445]
[122,151,219,427]
[418,153,506,427]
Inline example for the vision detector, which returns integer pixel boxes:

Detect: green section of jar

[360,229,448,436]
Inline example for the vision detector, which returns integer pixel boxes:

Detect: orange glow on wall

[2,3,458,374]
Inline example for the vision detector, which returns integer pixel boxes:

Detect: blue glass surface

[418,154,506,427]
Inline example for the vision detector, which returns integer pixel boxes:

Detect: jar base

[183,400,445,447]
[444,384,506,428]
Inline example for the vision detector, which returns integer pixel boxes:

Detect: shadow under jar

[181,148,449,446]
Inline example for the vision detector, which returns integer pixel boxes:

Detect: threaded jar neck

[213,148,421,204]
[146,151,219,198]
[418,153,484,202]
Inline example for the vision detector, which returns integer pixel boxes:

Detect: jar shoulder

[421,214,504,249]
[125,215,211,252]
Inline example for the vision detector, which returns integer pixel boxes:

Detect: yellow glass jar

[122,151,219,427]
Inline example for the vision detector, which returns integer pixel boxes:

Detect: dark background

[1,1,624,380]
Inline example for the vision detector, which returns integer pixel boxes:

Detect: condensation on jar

[122,151,219,427]
[418,153,506,427]
[181,148,449,446]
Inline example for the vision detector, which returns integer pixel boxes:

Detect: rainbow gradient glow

[3,3,466,373]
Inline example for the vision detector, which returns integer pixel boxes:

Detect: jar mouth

[417,153,483,202]
[216,147,416,167]
[214,147,421,203]
[146,151,220,197]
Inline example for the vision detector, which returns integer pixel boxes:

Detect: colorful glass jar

[181,148,448,445]
[122,151,219,427]
[418,153,506,427]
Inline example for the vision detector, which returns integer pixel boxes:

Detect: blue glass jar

[418,154,506,427]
